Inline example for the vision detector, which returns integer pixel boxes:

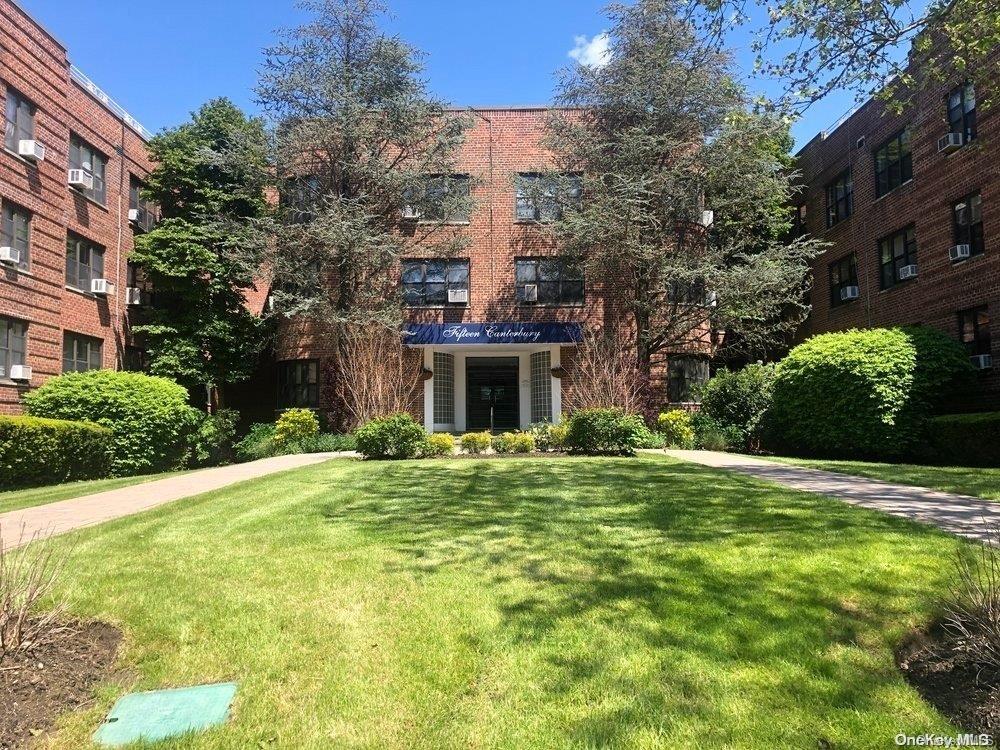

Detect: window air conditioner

[447,288,468,304]
[840,285,859,301]
[971,354,993,370]
[0,246,20,265]
[949,244,971,262]
[523,284,538,303]
[8,365,32,382]
[18,140,45,162]
[897,264,918,280]
[126,287,143,306]
[68,169,94,190]
[91,278,115,296]
[937,132,963,154]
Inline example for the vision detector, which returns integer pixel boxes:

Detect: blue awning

[403,322,583,346]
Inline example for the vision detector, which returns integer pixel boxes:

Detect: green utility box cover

[93,682,237,746]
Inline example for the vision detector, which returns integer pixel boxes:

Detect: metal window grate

[530,351,552,423]
[433,352,455,424]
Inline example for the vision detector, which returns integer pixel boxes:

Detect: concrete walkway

[663,449,1000,544]
[0,452,350,551]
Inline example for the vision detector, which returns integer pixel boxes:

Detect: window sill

[874,178,914,203]
[0,377,30,387]
[513,219,557,226]
[65,284,99,299]
[414,220,470,227]
[405,304,469,310]
[1,147,37,167]
[0,266,33,277]
[950,252,987,267]
[68,188,109,212]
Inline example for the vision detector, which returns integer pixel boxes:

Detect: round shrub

[493,431,535,454]
[23,371,200,476]
[657,409,695,448]
[191,409,240,467]
[697,364,776,452]
[564,408,650,455]
[0,415,112,488]
[423,432,456,457]
[766,326,974,459]
[274,408,319,446]
[460,431,492,454]
[354,413,426,459]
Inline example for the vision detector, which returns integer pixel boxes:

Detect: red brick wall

[796,68,1000,408]
[0,0,150,414]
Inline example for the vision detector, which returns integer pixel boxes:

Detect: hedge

[924,412,1000,467]
[766,326,974,459]
[697,364,776,452]
[564,408,651,455]
[0,415,112,488]
[23,370,200,476]
[354,413,426,459]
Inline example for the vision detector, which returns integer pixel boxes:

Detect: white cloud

[568,32,610,68]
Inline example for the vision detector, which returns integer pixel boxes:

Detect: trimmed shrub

[697,364,776,452]
[527,422,556,452]
[23,371,199,476]
[0,415,112,488]
[423,433,456,457]
[354,413,426,459]
[766,327,975,459]
[564,408,650,455]
[191,409,240,467]
[234,424,353,461]
[460,431,492,454]
[274,408,319,446]
[493,431,535,454]
[657,409,695,448]
[925,413,1000,467]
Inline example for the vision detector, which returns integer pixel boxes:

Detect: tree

[544,0,825,390]
[256,0,472,328]
[698,0,1000,112]
[131,98,270,408]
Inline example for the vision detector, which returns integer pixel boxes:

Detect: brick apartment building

[0,0,154,414]
[795,65,999,407]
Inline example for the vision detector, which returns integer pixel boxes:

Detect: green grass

[0,471,189,515]
[35,455,966,749]
[766,456,1000,502]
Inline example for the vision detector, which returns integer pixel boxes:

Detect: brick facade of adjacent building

[1,0,152,414]
[795,66,1000,407]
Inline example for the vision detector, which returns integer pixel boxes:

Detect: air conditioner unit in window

[128,208,141,223]
[447,288,468,304]
[840,285,860,301]
[700,210,714,227]
[68,169,94,190]
[126,287,143,306]
[971,354,993,370]
[401,204,421,221]
[90,278,115,296]
[704,290,718,307]
[8,365,32,382]
[0,246,20,266]
[522,284,538,303]
[949,244,971,262]
[898,264,918,280]
[18,140,45,162]
[938,132,964,154]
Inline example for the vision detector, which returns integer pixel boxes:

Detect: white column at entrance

[518,351,531,429]
[455,353,467,433]
[423,348,433,431]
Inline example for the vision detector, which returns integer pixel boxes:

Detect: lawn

[0,471,189,515]
[35,455,966,749]
[766,456,1000,502]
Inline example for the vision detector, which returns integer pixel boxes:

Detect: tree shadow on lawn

[317,456,960,745]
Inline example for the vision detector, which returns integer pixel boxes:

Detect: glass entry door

[466,357,520,432]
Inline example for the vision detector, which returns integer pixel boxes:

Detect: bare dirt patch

[1,620,120,749]
[898,625,1000,736]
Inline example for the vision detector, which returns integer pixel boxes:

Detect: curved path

[664,449,1000,544]
[0,453,351,551]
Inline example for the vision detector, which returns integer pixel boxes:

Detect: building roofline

[69,66,154,141]
[7,0,67,50]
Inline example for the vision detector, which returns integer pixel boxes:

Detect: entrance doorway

[466,357,519,431]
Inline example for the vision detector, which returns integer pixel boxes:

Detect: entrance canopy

[403,322,583,346]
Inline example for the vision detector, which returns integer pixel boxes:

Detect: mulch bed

[898,623,1000,735]
[1,621,121,749]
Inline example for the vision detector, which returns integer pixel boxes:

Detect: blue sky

[18,0,858,148]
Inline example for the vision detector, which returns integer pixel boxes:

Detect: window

[958,306,991,356]
[530,350,553,423]
[433,352,455,425]
[407,174,471,223]
[277,359,319,409]
[129,176,156,232]
[874,129,912,197]
[0,201,30,271]
[666,279,711,306]
[948,83,977,143]
[0,317,26,379]
[825,170,853,227]
[69,134,108,205]
[667,357,709,403]
[878,225,918,289]
[62,332,102,373]
[65,232,105,291]
[401,258,469,306]
[953,192,985,257]
[829,253,859,306]
[515,258,584,305]
[515,173,582,222]
[3,87,35,152]
[281,174,321,223]
[791,203,808,238]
